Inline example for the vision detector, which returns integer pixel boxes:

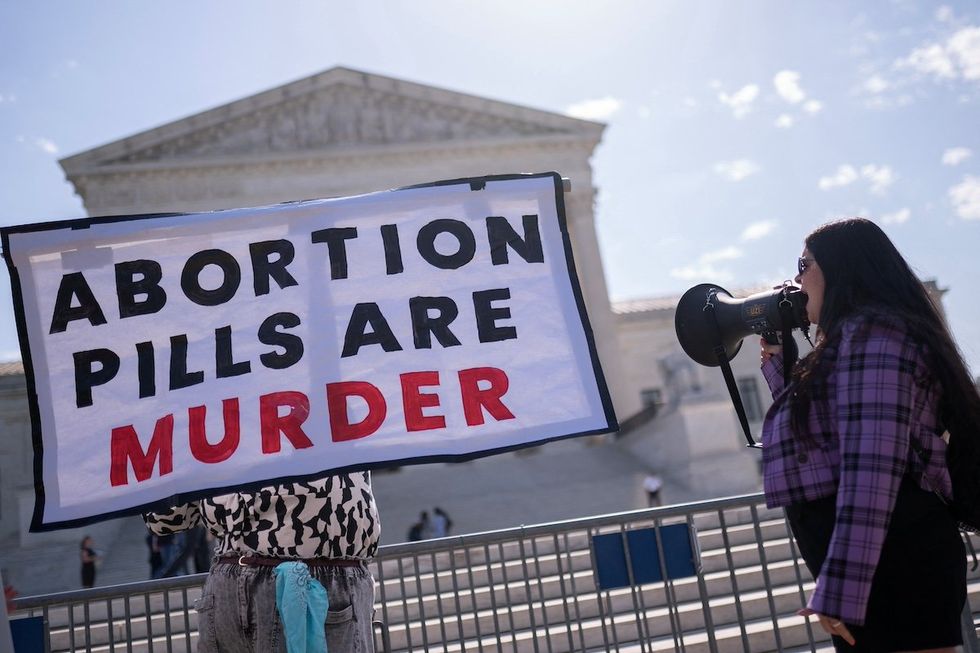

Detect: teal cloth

[274,562,329,653]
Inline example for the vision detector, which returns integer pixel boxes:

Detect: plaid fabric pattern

[760,310,951,625]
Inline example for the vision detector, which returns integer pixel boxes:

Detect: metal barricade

[12,493,980,652]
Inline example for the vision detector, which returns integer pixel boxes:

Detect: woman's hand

[760,337,782,364]
[798,608,856,646]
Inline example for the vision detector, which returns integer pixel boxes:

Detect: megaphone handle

[704,303,762,448]
[762,328,798,385]
[776,298,800,384]
[713,344,763,448]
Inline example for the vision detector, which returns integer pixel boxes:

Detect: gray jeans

[194,560,375,652]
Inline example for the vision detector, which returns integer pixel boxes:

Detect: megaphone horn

[674,283,808,367]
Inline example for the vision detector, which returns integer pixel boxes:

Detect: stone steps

[22,503,980,653]
[380,575,980,653]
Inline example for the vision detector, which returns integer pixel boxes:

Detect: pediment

[62,67,603,170]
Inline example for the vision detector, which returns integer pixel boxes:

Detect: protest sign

[1,172,617,530]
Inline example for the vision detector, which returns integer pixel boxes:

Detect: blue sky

[2,1,979,374]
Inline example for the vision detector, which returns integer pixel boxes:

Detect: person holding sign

[144,472,380,652]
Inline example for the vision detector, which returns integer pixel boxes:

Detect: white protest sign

[2,172,617,531]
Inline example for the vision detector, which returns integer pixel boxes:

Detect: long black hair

[791,218,980,475]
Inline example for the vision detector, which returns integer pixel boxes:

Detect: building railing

[11,492,980,653]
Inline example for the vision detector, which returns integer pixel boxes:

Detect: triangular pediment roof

[61,66,604,172]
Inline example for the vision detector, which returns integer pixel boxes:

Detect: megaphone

[674,283,809,367]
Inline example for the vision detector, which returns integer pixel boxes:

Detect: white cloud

[942,147,972,166]
[773,70,806,104]
[949,175,980,220]
[700,246,743,263]
[937,6,954,22]
[670,246,743,281]
[713,159,761,181]
[636,106,651,119]
[860,164,896,194]
[881,208,911,224]
[802,99,823,114]
[669,263,734,282]
[850,30,882,57]
[34,137,59,154]
[949,27,980,80]
[718,84,759,118]
[818,163,894,194]
[864,92,915,110]
[897,26,980,82]
[818,164,859,190]
[864,75,890,93]
[741,220,777,241]
[899,43,956,79]
[566,96,622,121]
[770,72,823,122]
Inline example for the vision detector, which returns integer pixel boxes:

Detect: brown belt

[217,555,364,568]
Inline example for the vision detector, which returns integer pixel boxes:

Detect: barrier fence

[11,493,980,652]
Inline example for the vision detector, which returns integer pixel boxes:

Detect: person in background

[152,533,175,579]
[431,507,453,538]
[407,511,430,542]
[642,474,664,507]
[164,531,191,577]
[760,218,975,651]
[147,533,164,579]
[144,473,380,652]
[158,524,211,577]
[191,525,213,573]
[3,583,17,613]
[80,536,99,588]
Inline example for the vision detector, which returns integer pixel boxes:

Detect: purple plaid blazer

[760,309,952,625]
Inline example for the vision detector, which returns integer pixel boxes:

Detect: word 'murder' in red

[109,367,514,486]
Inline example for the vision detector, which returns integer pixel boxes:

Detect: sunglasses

[798,256,815,275]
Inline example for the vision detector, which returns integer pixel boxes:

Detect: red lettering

[458,367,515,426]
[188,398,240,464]
[107,366,513,483]
[327,381,386,442]
[260,391,313,453]
[400,371,446,432]
[109,414,174,486]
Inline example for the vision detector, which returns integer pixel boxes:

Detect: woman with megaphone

[758,218,977,652]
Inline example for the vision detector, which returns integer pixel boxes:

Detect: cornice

[67,133,600,178]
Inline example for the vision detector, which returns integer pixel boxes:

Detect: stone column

[564,187,642,423]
